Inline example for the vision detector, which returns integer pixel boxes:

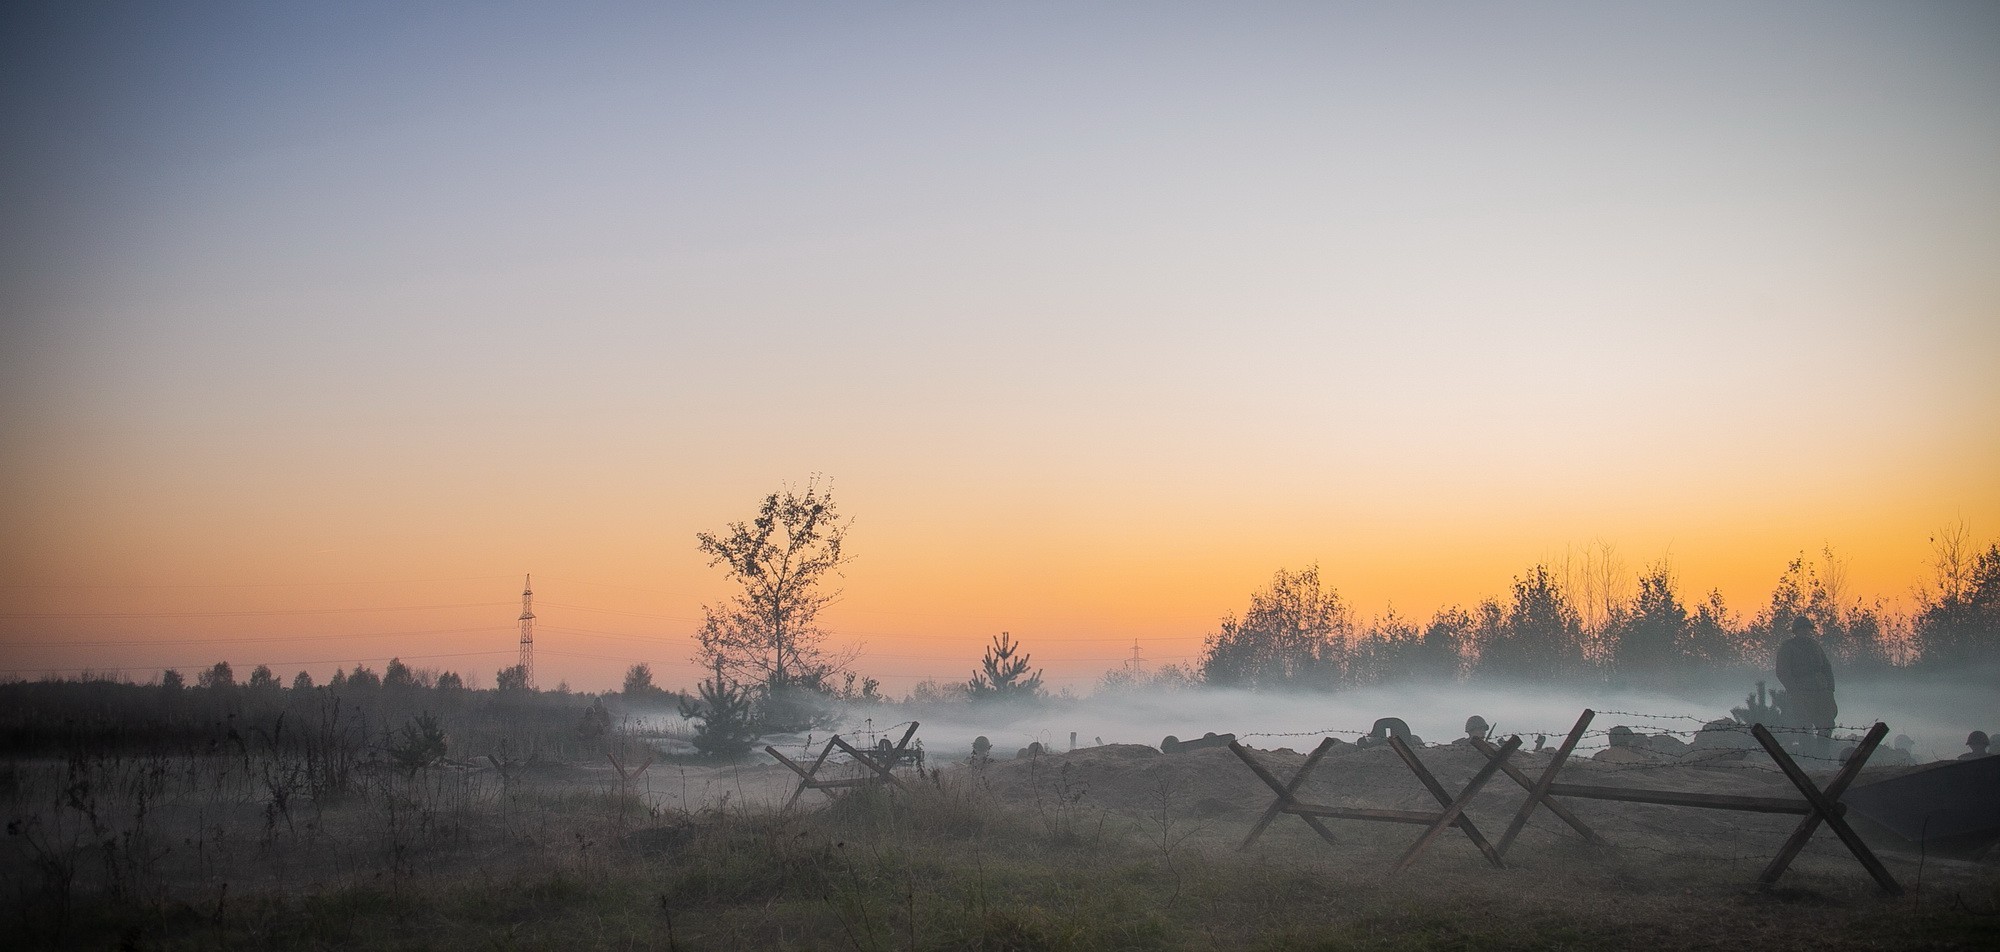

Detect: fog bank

[827,679,1994,765]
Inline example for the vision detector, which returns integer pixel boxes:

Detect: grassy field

[5,740,1996,951]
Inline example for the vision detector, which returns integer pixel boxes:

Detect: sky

[2,2,1997,693]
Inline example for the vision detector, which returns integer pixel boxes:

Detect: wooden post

[1751,722,1901,895]
[1232,735,1521,868]
[1391,735,1519,872]
[1239,737,1340,850]
[770,734,844,810]
[1481,710,1901,894]
[1495,708,1594,857]
[771,726,923,809]
[1228,740,1341,849]
[830,735,912,792]
[1471,736,1604,848]
[1388,735,1514,870]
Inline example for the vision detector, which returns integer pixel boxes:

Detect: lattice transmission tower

[517,574,536,690]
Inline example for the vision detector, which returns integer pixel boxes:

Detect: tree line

[13,479,1990,759]
[1195,533,2000,693]
[652,482,2000,752]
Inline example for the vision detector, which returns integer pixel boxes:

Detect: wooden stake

[1751,722,1901,895]
[1388,734,1515,871]
[1495,708,1594,857]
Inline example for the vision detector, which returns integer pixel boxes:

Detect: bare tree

[1819,545,1851,626]
[1559,539,1628,640]
[1921,519,1975,609]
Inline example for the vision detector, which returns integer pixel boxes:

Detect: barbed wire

[768,721,926,768]
[1239,709,1889,741]
[1325,743,1876,774]
[1224,709,1911,781]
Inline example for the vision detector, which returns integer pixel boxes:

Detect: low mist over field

[6,0,1999,948]
[715,678,1999,767]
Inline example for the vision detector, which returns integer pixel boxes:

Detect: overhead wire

[2,572,1219,685]
[0,575,516,590]
[0,600,511,619]
[0,648,517,677]
[0,625,512,650]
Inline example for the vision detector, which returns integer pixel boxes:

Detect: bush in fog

[1097,661,1198,694]
[967,632,1044,704]
[907,678,971,704]
[387,711,448,773]
[679,663,757,757]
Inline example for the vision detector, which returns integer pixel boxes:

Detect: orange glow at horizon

[5,464,1996,693]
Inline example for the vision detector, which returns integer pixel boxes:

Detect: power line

[537,576,705,598]
[538,575,1225,625]
[539,601,703,622]
[0,648,517,677]
[0,600,510,620]
[0,625,510,650]
[539,648,696,667]
[0,575,516,590]
[535,625,689,647]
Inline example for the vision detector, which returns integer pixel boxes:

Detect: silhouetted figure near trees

[1775,616,1837,756]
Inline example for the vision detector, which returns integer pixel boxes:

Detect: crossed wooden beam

[1231,734,1522,873]
[767,721,919,810]
[1476,708,1901,895]
[608,750,653,784]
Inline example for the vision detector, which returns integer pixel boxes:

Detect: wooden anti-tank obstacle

[1476,708,1903,895]
[767,721,919,810]
[1232,734,1523,873]
[607,750,653,784]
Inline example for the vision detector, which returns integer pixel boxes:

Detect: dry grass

[3,744,1995,951]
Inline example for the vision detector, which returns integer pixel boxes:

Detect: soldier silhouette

[1774,615,1837,757]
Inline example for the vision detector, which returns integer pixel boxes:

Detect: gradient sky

[3,2,1997,692]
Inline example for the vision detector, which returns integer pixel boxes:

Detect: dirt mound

[971,744,1264,818]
